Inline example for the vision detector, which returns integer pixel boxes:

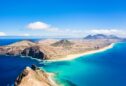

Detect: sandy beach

[48,43,115,62]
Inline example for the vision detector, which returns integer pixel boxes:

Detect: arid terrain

[0,36,121,60]
[15,65,57,86]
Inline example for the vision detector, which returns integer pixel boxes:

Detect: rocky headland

[15,64,57,86]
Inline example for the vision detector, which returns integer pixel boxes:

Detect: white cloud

[0,32,6,36]
[26,21,126,38]
[90,29,117,34]
[90,29,126,37]
[27,21,50,30]
[26,21,82,35]
[52,29,126,38]
[23,33,30,36]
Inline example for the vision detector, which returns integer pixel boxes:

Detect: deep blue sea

[0,39,126,86]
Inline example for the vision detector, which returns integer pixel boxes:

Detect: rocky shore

[15,64,57,86]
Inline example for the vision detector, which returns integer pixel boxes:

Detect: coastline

[48,43,115,62]
[48,73,59,86]
[1,43,115,62]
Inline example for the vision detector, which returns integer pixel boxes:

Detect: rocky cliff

[21,46,46,59]
[15,65,57,86]
[0,40,46,60]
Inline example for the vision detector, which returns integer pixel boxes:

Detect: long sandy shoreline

[48,43,115,62]
[47,43,115,86]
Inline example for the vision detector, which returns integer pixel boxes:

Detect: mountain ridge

[84,34,121,39]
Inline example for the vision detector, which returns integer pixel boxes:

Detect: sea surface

[0,39,126,86]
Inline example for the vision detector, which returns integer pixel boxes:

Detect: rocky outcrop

[0,40,36,55]
[0,40,46,60]
[21,46,46,59]
[15,65,57,86]
[51,39,74,47]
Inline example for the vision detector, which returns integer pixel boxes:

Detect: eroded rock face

[0,40,35,55]
[15,68,29,86]
[0,40,46,60]
[21,46,45,59]
[15,65,57,86]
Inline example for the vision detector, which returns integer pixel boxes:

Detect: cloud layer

[90,29,118,34]
[27,21,50,30]
[0,32,6,36]
[25,21,126,38]
[90,29,126,37]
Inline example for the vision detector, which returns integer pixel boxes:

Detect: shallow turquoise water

[42,42,126,86]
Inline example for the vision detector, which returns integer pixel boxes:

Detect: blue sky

[0,0,126,37]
